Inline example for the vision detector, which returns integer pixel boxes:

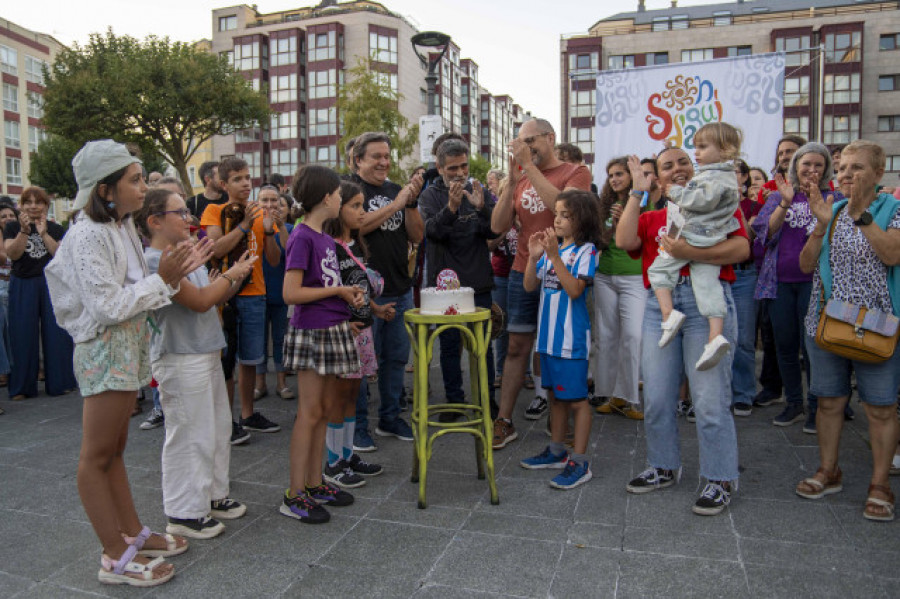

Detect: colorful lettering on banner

[646,75,723,149]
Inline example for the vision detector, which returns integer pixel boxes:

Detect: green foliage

[467,153,494,185]
[27,135,80,198]
[337,58,418,182]
[42,29,271,192]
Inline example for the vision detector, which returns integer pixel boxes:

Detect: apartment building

[560,0,900,180]
[1,18,62,199]
[211,0,529,184]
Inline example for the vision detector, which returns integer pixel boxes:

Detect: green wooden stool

[404,307,499,509]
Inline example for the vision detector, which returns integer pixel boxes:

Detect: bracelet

[779,203,790,210]
[264,229,274,236]
[406,200,419,209]
[238,225,249,234]
[221,273,237,287]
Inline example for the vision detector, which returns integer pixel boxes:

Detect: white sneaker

[658,310,686,348]
[696,335,731,371]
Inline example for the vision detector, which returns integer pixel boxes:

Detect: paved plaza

[2,365,900,599]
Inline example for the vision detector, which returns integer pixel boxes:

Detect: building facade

[560,0,900,180]
[1,18,62,201]
[211,1,528,185]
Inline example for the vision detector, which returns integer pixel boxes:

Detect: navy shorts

[507,270,541,334]
[234,294,267,365]
[538,354,589,401]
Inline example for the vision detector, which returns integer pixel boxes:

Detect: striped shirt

[535,243,598,359]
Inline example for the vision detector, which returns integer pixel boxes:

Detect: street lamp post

[411,31,451,117]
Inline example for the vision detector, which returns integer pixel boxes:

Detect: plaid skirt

[283,321,360,376]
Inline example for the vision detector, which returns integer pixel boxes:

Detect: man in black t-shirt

[187,160,228,219]
[350,132,423,448]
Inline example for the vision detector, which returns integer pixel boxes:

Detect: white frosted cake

[420,287,476,315]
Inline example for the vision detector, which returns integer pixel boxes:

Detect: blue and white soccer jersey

[535,242,598,360]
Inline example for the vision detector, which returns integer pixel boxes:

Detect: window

[878,115,900,132]
[28,126,46,153]
[271,148,298,177]
[887,155,900,171]
[238,151,261,178]
[647,52,669,65]
[824,114,859,144]
[672,16,689,30]
[270,36,297,67]
[235,126,263,144]
[607,55,635,70]
[270,74,297,103]
[25,56,45,84]
[26,91,42,118]
[784,76,810,107]
[420,88,427,104]
[233,42,266,71]
[879,33,899,51]
[309,107,337,137]
[2,83,17,112]
[569,126,593,155]
[308,69,336,99]
[5,157,22,185]
[825,31,861,63]
[568,53,598,72]
[308,31,336,61]
[879,75,900,92]
[681,49,712,63]
[824,73,860,104]
[188,166,196,187]
[369,32,397,64]
[310,145,337,165]
[0,44,17,75]
[776,36,810,67]
[727,46,752,57]
[568,89,595,118]
[4,120,20,148]
[784,116,809,139]
[218,15,237,32]
[270,111,298,140]
[373,71,398,94]
[652,17,670,32]
[712,11,732,26]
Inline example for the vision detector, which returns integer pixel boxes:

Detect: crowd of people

[2,119,900,587]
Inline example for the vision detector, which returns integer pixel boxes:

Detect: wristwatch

[853,211,873,227]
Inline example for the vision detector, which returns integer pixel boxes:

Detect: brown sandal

[796,466,843,499]
[864,483,895,522]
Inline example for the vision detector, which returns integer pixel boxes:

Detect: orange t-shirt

[512,162,592,272]
[200,202,268,297]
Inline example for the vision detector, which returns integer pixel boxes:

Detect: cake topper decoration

[436,269,461,291]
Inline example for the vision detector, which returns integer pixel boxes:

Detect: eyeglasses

[522,132,549,145]
[156,209,191,221]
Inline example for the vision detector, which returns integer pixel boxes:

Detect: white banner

[593,53,785,181]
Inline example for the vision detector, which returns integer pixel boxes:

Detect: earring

[107,201,116,210]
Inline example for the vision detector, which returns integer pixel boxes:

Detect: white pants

[153,351,231,519]
[592,273,645,405]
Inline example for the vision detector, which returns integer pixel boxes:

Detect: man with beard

[756,135,807,204]
[419,139,498,419]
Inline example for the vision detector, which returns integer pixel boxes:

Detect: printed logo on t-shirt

[654,226,668,244]
[543,265,562,291]
[519,185,546,215]
[321,247,340,287]
[25,232,48,260]
[784,202,817,234]
[368,195,403,231]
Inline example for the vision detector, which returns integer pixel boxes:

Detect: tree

[28,135,80,199]
[42,30,270,192]
[467,153,494,185]
[337,58,418,182]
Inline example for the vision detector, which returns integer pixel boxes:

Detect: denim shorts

[538,354,588,401]
[805,335,900,406]
[234,294,267,365]
[506,270,541,334]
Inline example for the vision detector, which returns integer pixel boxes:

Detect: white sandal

[98,544,174,587]
[123,525,188,557]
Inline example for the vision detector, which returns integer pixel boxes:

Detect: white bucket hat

[72,140,142,211]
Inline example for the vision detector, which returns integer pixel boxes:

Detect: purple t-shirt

[285,223,350,329]
[773,192,816,283]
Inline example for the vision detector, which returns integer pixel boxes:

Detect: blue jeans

[438,291,495,403]
[641,282,740,482]
[768,282,817,414]
[492,276,509,376]
[355,379,370,431]
[233,294,266,366]
[256,302,288,374]
[371,289,414,425]
[730,268,758,406]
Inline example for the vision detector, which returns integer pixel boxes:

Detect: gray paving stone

[427,531,559,597]
[389,470,490,509]
[475,478,575,520]
[624,526,740,560]
[0,572,34,599]
[567,521,623,549]
[462,512,570,543]
[0,511,95,581]
[412,585,511,599]
[739,537,871,574]
[745,563,893,599]
[280,565,421,598]
[548,545,619,598]
[7,582,103,599]
[368,500,470,530]
[616,552,750,599]
[624,488,735,535]
[730,498,849,546]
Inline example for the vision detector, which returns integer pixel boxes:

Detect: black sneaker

[306,482,354,507]
[240,412,281,433]
[139,407,164,430]
[323,460,366,489]
[166,516,225,539]
[692,481,731,516]
[211,498,246,519]
[773,404,804,427]
[732,403,752,417]
[626,467,679,494]
[348,453,384,476]
[524,396,548,420]
[279,490,330,524]
[230,421,251,445]
[752,388,783,407]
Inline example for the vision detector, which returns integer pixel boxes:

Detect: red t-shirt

[628,208,749,289]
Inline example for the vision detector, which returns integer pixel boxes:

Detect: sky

[4,0,727,134]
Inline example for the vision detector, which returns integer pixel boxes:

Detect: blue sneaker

[353,428,377,453]
[375,418,414,441]
[520,446,568,470]
[550,460,592,490]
